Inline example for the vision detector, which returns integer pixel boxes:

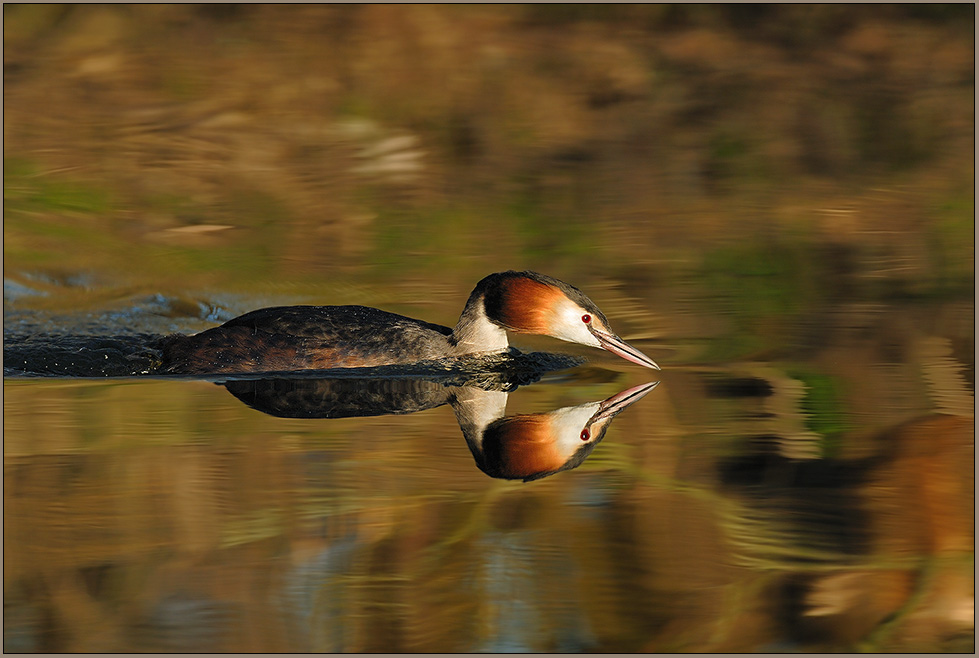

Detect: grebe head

[477,271,661,370]
[475,381,659,481]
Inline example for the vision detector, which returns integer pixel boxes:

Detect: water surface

[4,285,973,652]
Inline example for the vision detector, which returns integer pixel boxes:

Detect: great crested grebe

[159,270,661,374]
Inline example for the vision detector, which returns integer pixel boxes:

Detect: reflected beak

[590,380,660,424]
[593,330,661,370]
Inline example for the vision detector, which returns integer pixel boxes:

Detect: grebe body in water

[159,271,660,374]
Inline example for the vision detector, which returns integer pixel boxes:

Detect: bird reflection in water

[218,368,658,482]
[453,381,658,481]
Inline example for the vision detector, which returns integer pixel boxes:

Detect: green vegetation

[4,157,112,214]
[3,159,297,291]
[930,190,975,293]
[687,240,822,361]
[788,367,852,456]
[699,241,817,320]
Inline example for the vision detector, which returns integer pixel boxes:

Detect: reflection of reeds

[722,508,857,571]
[613,457,870,573]
[678,365,834,459]
[915,336,974,418]
[744,366,825,460]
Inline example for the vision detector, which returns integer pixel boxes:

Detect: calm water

[4,4,974,653]
[3,283,973,653]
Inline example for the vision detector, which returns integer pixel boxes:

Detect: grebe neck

[450,293,509,356]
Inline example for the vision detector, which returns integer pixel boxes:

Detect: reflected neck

[449,387,509,451]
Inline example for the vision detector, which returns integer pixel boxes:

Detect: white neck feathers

[451,296,509,355]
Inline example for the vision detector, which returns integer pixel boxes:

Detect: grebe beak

[589,380,661,424]
[592,330,661,370]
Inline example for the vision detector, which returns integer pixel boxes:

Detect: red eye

[581,314,591,324]
[580,429,590,441]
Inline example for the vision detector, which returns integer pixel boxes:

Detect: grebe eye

[580,429,590,441]
[581,314,591,324]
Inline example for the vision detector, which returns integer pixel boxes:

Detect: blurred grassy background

[3,4,974,301]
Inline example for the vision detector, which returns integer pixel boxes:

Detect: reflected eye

[580,429,590,441]
[581,314,591,324]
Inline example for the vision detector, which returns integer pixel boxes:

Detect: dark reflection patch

[705,377,774,398]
